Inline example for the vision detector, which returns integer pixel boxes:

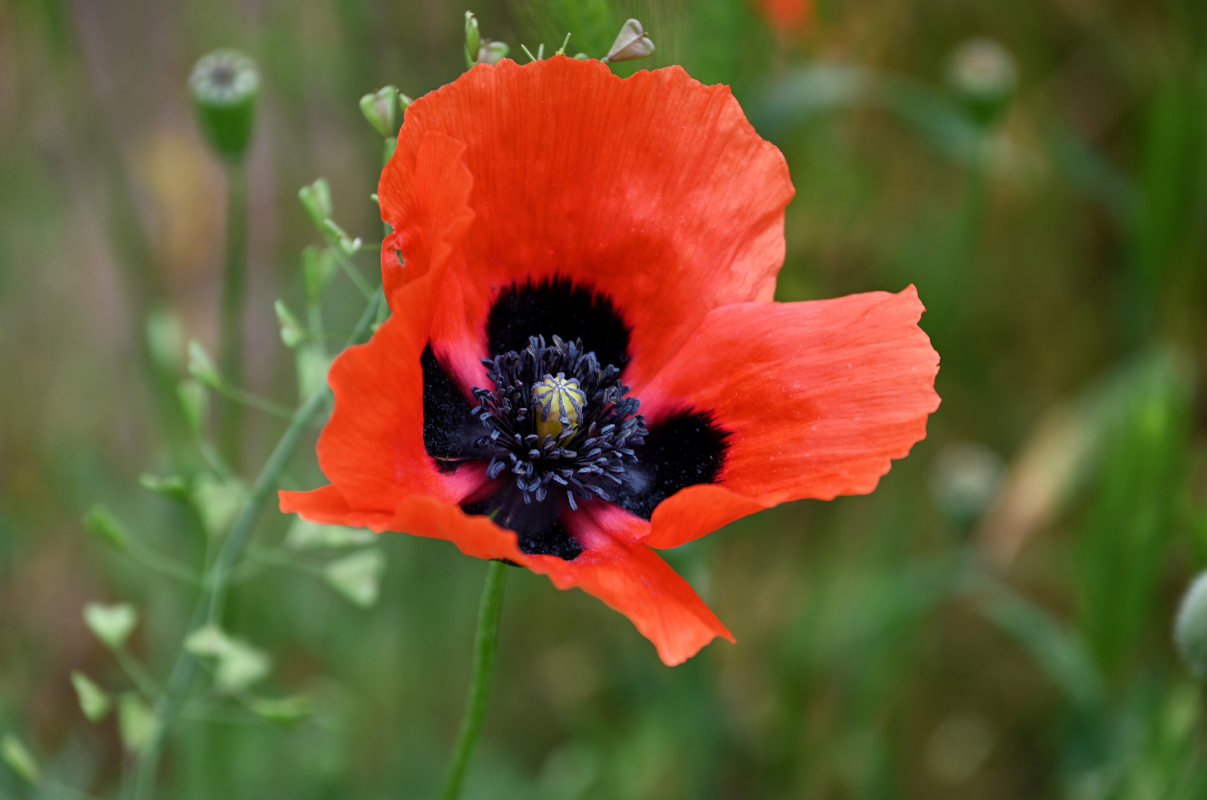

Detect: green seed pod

[945,38,1017,128]
[1175,571,1207,680]
[189,49,260,161]
[359,86,403,139]
[602,19,655,64]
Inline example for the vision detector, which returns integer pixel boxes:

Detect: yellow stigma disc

[532,373,586,439]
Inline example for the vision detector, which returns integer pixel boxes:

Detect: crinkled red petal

[635,286,941,549]
[380,56,794,388]
[298,133,482,516]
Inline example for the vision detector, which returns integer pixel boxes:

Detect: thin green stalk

[441,560,509,800]
[218,163,250,468]
[128,288,383,800]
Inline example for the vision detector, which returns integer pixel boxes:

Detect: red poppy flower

[280,57,939,665]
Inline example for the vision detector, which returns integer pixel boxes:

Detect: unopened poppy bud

[946,38,1017,127]
[189,49,259,161]
[465,12,481,66]
[477,40,510,65]
[603,19,655,64]
[533,373,585,440]
[359,86,403,138]
[1175,571,1207,679]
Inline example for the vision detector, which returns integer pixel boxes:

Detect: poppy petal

[381,57,794,385]
[634,286,941,549]
[306,133,484,511]
[516,504,734,666]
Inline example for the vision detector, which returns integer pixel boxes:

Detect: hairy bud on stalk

[945,37,1017,127]
[1175,571,1207,679]
[189,49,259,161]
[603,19,655,64]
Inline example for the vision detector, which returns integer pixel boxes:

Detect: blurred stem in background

[129,288,384,800]
[190,49,261,470]
[218,163,249,468]
[441,559,509,800]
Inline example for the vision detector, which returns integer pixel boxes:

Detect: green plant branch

[128,287,383,800]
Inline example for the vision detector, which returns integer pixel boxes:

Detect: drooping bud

[602,19,655,64]
[533,373,586,440]
[1175,571,1207,680]
[189,49,259,161]
[945,37,1017,127]
[359,86,403,138]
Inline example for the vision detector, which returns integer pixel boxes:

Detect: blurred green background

[2,0,1206,798]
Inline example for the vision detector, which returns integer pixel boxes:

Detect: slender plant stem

[218,163,250,468]
[128,288,383,800]
[440,560,509,800]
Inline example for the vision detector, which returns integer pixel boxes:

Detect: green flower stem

[217,163,250,468]
[129,287,383,800]
[441,560,509,800]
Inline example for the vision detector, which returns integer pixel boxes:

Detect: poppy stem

[441,560,509,800]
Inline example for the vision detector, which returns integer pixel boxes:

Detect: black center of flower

[470,335,646,521]
[419,276,732,561]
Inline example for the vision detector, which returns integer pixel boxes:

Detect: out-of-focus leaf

[184,624,234,658]
[185,624,271,693]
[82,504,131,552]
[83,602,137,650]
[118,694,158,754]
[139,473,191,501]
[285,518,376,550]
[1,734,40,784]
[248,694,312,724]
[324,549,386,608]
[193,474,247,537]
[295,346,331,400]
[71,671,112,722]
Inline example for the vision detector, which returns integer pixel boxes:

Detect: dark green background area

[1,0,1205,797]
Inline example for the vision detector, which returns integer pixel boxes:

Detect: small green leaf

[139,473,191,501]
[324,549,386,608]
[187,340,223,389]
[83,602,137,650]
[177,379,208,434]
[295,346,332,400]
[193,474,247,537]
[285,519,376,550]
[274,300,306,348]
[1,734,40,785]
[298,178,333,230]
[248,694,312,724]
[144,308,185,374]
[214,640,271,693]
[82,504,131,552]
[185,625,270,693]
[301,245,335,301]
[71,671,112,722]
[184,623,234,658]
[118,694,158,754]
